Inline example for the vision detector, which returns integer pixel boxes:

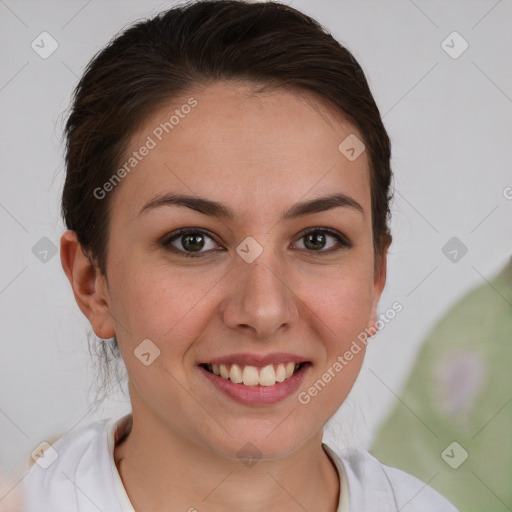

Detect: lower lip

[198,363,311,405]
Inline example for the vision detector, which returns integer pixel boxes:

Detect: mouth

[199,361,310,387]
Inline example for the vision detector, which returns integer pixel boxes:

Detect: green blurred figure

[371,258,512,512]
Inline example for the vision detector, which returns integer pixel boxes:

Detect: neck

[114,403,340,512]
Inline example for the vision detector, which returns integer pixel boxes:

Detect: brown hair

[61,0,393,401]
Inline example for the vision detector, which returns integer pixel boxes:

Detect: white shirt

[22,412,459,512]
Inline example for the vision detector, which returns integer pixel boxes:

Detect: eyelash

[160,227,353,258]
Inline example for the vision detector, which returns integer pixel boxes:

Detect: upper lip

[200,352,310,367]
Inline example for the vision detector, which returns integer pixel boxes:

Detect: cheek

[301,274,372,409]
[110,265,218,355]
[110,269,206,395]
[308,265,374,336]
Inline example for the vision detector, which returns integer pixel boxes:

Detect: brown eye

[161,229,221,257]
[294,228,352,254]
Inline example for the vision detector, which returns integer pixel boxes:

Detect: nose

[221,251,299,339]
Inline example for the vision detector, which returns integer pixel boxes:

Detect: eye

[160,228,221,258]
[293,227,352,254]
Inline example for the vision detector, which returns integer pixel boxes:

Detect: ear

[367,245,388,332]
[60,230,116,339]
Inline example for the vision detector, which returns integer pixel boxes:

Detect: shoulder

[324,444,459,512]
[22,416,122,512]
[378,460,460,512]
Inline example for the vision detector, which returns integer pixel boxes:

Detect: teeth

[219,364,229,379]
[258,365,276,386]
[230,364,243,384]
[285,362,296,379]
[207,362,302,386]
[275,363,286,383]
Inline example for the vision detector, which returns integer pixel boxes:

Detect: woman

[23,1,458,510]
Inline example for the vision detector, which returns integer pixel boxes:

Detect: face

[66,81,387,460]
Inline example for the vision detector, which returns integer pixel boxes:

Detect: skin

[61,81,388,512]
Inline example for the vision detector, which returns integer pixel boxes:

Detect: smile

[201,362,304,387]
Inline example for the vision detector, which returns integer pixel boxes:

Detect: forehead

[111,81,371,222]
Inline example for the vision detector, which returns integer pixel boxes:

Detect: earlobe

[60,230,116,339]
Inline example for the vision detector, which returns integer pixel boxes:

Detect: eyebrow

[137,192,364,221]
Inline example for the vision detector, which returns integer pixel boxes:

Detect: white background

[1,0,511,484]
